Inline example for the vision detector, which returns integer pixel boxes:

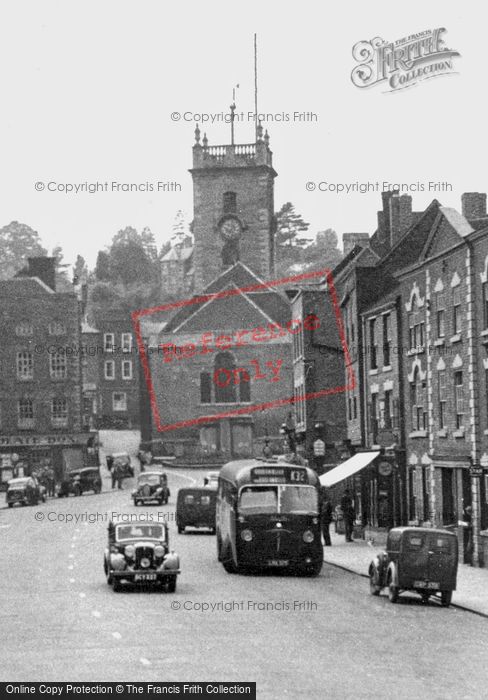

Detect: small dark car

[132,471,170,506]
[58,467,102,497]
[103,520,180,592]
[369,526,458,607]
[107,452,134,478]
[176,487,217,534]
[6,476,46,507]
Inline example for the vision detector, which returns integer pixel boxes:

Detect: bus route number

[290,469,306,483]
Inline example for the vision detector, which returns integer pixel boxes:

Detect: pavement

[323,530,488,617]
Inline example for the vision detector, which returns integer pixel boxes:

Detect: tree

[0,221,47,279]
[73,255,88,284]
[140,227,158,262]
[275,202,311,249]
[95,250,111,281]
[301,228,343,271]
[109,227,154,285]
[274,203,311,276]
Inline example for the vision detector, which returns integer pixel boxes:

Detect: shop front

[0,432,100,491]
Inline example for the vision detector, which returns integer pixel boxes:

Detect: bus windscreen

[239,485,318,515]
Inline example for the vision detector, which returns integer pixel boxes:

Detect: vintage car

[369,526,458,607]
[132,471,170,506]
[103,520,180,592]
[58,467,102,497]
[176,487,217,533]
[6,476,46,507]
[106,452,134,478]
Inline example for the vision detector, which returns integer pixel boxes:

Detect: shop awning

[319,451,380,487]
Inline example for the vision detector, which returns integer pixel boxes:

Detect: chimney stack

[27,256,56,291]
[461,192,487,220]
[342,232,370,257]
[389,193,413,247]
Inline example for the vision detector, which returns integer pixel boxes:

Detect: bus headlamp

[302,530,314,543]
[241,529,253,542]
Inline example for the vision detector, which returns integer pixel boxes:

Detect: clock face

[219,217,242,241]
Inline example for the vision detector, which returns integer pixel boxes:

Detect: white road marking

[79,593,86,599]
[69,578,75,583]
[68,565,74,570]
[68,554,74,558]
[92,610,101,618]
[71,543,75,548]
[140,657,151,666]
[0,525,11,529]
[112,632,122,640]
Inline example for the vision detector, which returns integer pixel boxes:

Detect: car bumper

[111,569,180,581]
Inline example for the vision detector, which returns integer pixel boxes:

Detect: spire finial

[264,129,270,146]
[194,123,201,144]
[257,120,263,142]
[202,132,208,149]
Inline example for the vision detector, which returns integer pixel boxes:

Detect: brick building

[0,257,97,486]
[338,191,488,565]
[92,309,140,429]
[160,239,194,296]
[289,286,347,470]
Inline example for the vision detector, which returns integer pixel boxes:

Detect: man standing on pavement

[320,487,333,546]
[341,488,355,542]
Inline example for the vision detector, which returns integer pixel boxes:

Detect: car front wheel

[369,568,382,596]
[166,576,177,593]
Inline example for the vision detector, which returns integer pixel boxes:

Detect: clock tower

[190,120,277,291]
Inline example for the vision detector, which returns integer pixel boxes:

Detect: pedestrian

[262,439,273,460]
[115,462,123,490]
[320,487,333,546]
[137,450,145,472]
[341,488,355,542]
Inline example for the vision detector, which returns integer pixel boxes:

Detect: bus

[216,459,323,576]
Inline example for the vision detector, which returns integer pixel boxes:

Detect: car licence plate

[134,573,157,582]
[267,559,289,567]
[414,580,439,589]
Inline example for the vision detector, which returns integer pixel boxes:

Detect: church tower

[190,119,277,291]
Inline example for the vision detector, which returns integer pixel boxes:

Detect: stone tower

[190,121,277,291]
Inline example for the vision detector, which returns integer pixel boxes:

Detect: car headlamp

[241,529,253,542]
[302,530,314,543]
[154,545,165,558]
[124,544,135,559]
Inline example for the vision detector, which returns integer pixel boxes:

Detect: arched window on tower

[223,191,237,214]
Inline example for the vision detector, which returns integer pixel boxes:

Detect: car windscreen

[8,479,29,487]
[115,525,164,541]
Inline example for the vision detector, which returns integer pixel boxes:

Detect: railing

[204,143,257,161]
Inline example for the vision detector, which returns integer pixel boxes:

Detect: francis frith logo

[351,28,460,91]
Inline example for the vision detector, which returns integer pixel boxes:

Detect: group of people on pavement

[320,486,356,546]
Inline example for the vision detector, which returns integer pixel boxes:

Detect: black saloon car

[58,467,102,497]
[103,521,180,592]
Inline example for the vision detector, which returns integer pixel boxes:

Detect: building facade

[0,257,97,486]
[290,286,347,470]
[92,309,140,429]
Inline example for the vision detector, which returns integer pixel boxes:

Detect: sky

[0,0,485,269]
